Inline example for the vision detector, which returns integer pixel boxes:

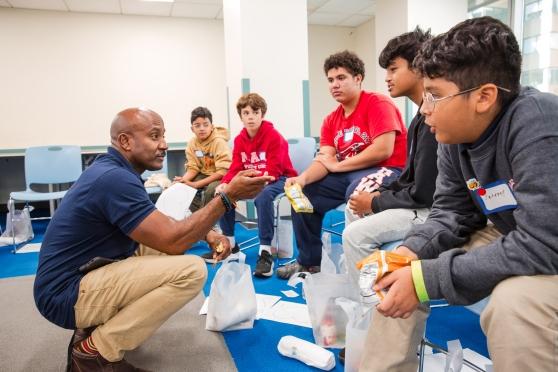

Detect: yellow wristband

[411,260,430,303]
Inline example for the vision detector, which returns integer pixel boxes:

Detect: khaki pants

[360,225,558,372]
[74,246,207,361]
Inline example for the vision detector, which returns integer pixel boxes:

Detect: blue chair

[9,145,82,252]
[141,156,169,194]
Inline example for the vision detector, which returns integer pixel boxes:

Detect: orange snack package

[356,250,412,306]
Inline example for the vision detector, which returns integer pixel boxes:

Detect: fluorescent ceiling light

[141,0,175,3]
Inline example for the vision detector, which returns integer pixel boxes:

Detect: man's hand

[206,230,231,262]
[226,170,275,201]
[215,183,227,195]
[348,191,379,217]
[375,266,419,319]
[285,175,305,188]
[315,153,341,173]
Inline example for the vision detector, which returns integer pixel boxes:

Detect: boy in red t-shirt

[215,93,297,277]
[278,50,407,279]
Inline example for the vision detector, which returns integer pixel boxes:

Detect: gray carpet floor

[0,275,237,372]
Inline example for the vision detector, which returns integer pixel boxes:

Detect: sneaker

[201,244,240,264]
[254,250,274,277]
[276,261,320,280]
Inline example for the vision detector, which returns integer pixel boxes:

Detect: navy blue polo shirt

[34,147,156,329]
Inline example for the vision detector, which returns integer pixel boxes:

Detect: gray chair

[9,145,82,252]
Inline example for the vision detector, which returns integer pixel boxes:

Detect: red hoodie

[221,120,297,184]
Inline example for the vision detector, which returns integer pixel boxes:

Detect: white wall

[0,8,226,150]
[354,18,376,93]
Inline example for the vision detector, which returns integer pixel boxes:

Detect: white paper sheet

[256,294,282,319]
[13,242,41,253]
[421,348,492,372]
[200,293,281,319]
[155,183,196,220]
[281,289,299,298]
[258,300,312,328]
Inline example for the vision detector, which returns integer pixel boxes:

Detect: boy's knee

[481,277,529,328]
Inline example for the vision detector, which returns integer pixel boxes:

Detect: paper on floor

[259,300,312,328]
[14,243,41,253]
[281,289,299,298]
[421,348,492,371]
[200,294,281,318]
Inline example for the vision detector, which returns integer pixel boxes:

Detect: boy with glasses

[360,17,558,372]
[343,27,438,287]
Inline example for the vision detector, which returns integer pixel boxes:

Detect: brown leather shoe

[71,348,152,372]
[67,328,96,372]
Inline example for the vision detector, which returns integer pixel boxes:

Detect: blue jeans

[291,167,401,266]
[219,177,287,245]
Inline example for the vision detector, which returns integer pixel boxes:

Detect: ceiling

[0,0,376,27]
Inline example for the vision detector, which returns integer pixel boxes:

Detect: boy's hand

[392,245,418,260]
[315,153,340,172]
[285,176,305,188]
[349,191,379,217]
[206,230,231,262]
[184,180,201,189]
[226,170,275,201]
[374,266,419,319]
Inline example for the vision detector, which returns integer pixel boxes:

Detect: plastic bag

[336,298,372,372]
[356,250,412,306]
[205,252,257,331]
[445,339,463,372]
[294,272,359,348]
[0,200,34,246]
[284,183,313,213]
[271,217,293,258]
[320,232,347,275]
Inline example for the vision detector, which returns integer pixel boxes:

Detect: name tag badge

[473,180,517,215]
[195,150,204,158]
[344,128,354,142]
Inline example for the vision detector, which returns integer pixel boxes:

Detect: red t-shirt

[320,91,407,169]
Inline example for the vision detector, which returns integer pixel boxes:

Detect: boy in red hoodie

[215,93,297,277]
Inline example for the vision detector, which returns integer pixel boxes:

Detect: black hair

[323,50,365,79]
[413,16,521,106]
[379,26,432,69]
[190,106,213,124]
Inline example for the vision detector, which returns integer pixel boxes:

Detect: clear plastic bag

[321,232,347,275]
[205,252,257,331]
[299,272,359,348]
[0,200,34,246]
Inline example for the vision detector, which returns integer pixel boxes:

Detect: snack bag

[285,183,313,213]
[355,251,412,306]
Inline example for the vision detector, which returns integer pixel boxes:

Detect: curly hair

[413,16,521,106]
[323,50,365,79]
[236,93,267,117]
[190,106,213,124]
[379,26,432,69]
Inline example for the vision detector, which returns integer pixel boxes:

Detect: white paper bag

[155,183,196,220]
[205,252,257,331]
